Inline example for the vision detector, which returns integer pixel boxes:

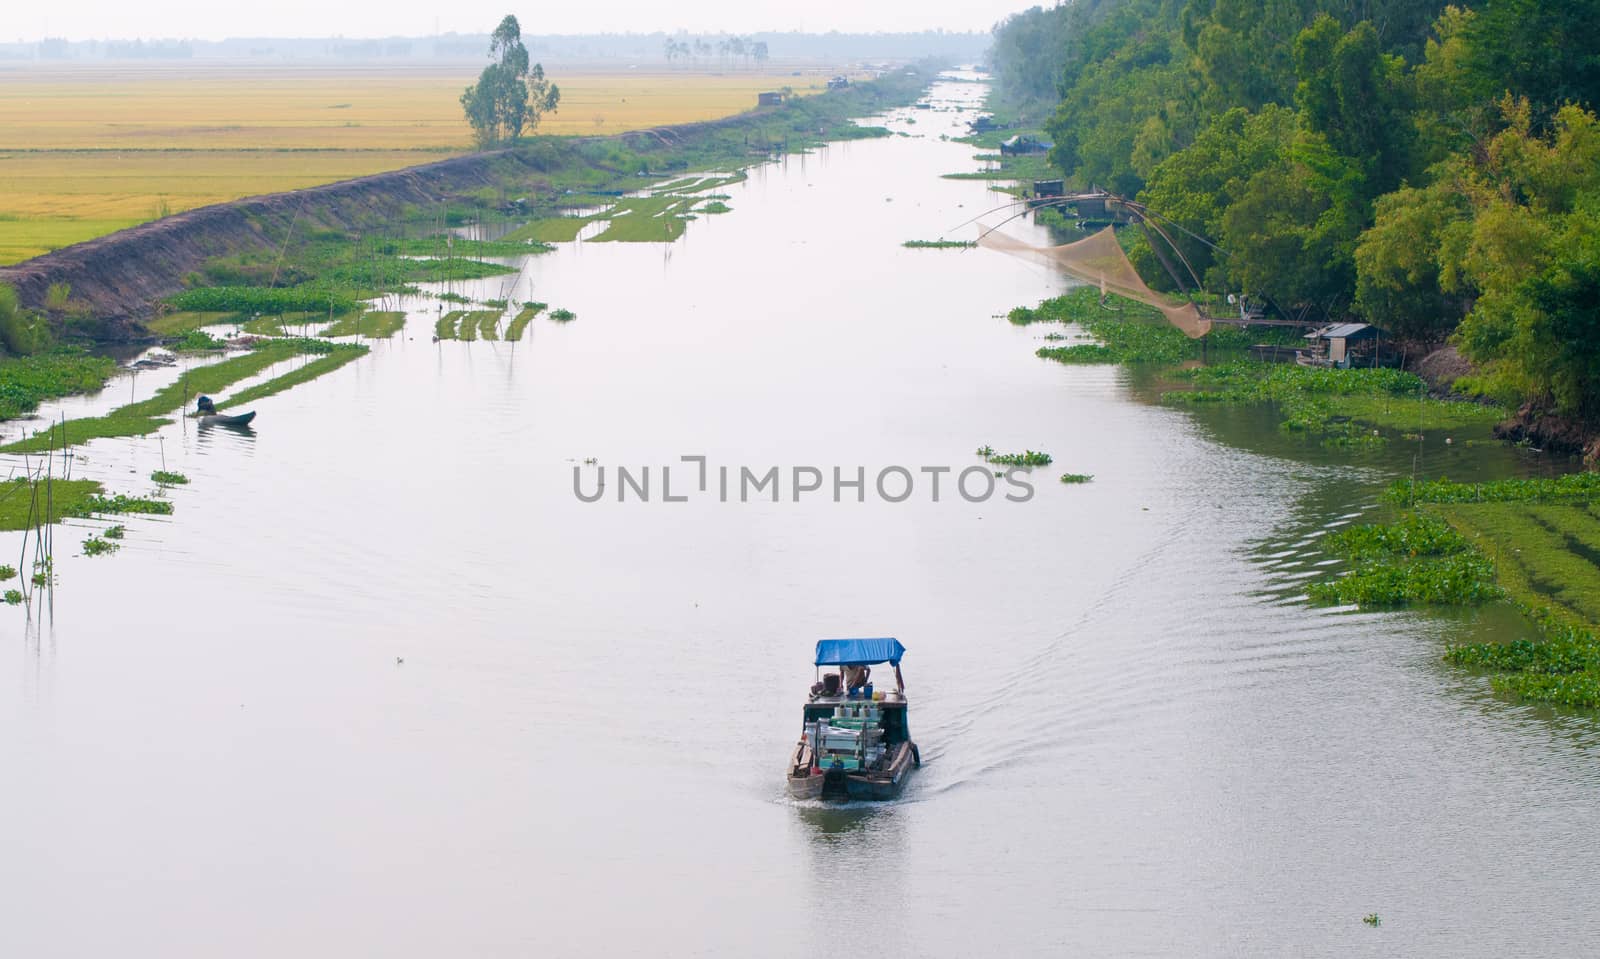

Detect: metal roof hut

[1303,322,1383,368]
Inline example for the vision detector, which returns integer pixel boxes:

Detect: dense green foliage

[989,0,1600,421]
[0,347,116,420]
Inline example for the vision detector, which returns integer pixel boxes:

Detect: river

[3,72,1598,958]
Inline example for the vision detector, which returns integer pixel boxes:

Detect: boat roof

[815,638,905,667]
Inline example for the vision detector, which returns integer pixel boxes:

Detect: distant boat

[786,638,919,801]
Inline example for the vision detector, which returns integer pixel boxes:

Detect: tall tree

[460,15,560,147]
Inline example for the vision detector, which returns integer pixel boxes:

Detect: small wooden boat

[786,638,919,802]
[198,410,256,427]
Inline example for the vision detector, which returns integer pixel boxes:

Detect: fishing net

[977,224,1212,338]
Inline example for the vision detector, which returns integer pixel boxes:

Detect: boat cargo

[786,637,919,801]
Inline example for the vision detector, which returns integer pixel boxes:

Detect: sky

[14,0,1031,41]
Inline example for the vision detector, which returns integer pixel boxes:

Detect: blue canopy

[814,638,905,667]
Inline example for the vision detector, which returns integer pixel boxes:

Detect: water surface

[3,74,1597,958]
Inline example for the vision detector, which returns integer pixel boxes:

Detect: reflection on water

[2,71,1598,958]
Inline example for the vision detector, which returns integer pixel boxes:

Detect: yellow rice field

[0,63,835,264]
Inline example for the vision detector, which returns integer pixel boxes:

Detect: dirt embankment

[1416,344,1600,465]
[0,148,540,338]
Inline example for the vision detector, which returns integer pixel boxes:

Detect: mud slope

[0,149,539,337]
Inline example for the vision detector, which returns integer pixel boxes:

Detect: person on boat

[196,395,216,415]
[811,673,842,698]
[844,664,871,691]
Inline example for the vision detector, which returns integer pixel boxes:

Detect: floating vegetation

[505,303,545,341]
[1447,610,1600,710]
[1323,513,1466,560]
[1059,473,1094,484]
[903,240,975,249]
[0,564,14,580]
[700,201,732,214]
[168,286,360,315]
[82,534,121,557]
[1308,511,1499,608]
[79,493,173,516]
[977,445,1052,468]
[1363,915,1381,927]
[170,329,227,352]
[437,292,473,305]
[4,590,19,606]
[150,470,189,486]
[1306,553,1500,608]
[320,310,405,338]
[103,524,125,539]
[0,477,105,529]
[549,308,577,323]
[0,350,117,421]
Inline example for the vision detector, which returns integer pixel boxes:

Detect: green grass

[1433,501,1600,627]
[147,311,237,335]
[434,310,501,342]
[171,329,226,352]
[505,303,544,341]
[216,344,368,409]
[1388,472,1600,506]
[320,311,405,338]
[500,218,591,243]
[0,350,117,421]
[0,477,104,530]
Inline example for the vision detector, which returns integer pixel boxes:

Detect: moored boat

[786,638,919,801]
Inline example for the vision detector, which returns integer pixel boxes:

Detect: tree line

[662,36,771,69]
[989,0,1600,421]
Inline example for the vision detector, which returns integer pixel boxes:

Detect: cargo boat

[786,638,919,801]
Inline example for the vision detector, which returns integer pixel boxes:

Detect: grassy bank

[1302,474,1600,710]
[0,477,173,531]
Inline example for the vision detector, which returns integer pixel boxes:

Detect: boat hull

[199,411,256,427]
[842,740,917,801]
[786,739,917,802]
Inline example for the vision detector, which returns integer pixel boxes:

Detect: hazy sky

[16,1,1028,41]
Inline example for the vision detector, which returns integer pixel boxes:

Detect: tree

[752,41,769,70]
[460,15,560,147]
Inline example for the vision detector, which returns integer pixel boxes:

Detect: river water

[3,74,1598,958]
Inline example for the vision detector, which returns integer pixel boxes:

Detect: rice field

[0,62,838,264]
